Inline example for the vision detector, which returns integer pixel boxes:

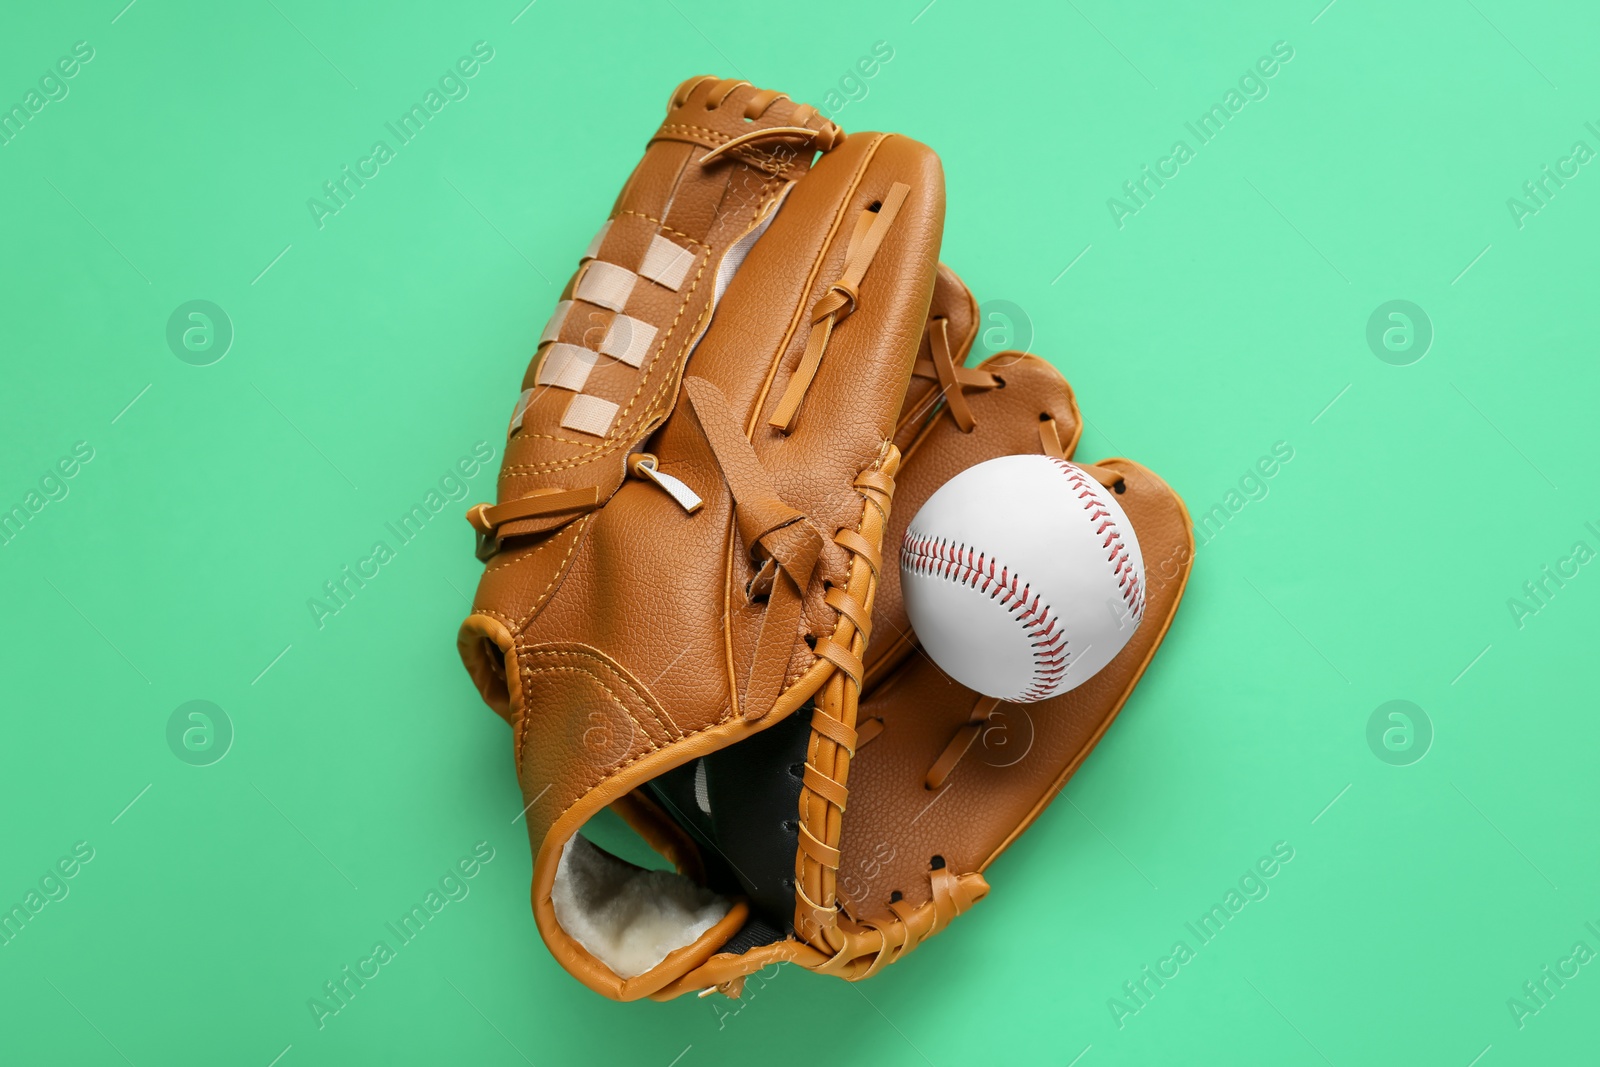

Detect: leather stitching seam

[504,177,780,474]
[544,697,726,828]
[482,518,579,575]
[522,645,683,743]
[507,516,590,631]
[618,210,705,247]
[513,663,660,778]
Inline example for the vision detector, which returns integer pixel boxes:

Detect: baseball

[900,455,1146,702]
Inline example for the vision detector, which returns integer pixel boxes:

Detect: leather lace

[698,124,842,166]
[1037,404,1123,489]
[466,488,601,561]
[769,183,912,433]
[791,462,895,944]
[912,317,998,433]
[923,695,1003,791]
[672,77,843,166]
[682,377,852,721]
[816,865,985,980]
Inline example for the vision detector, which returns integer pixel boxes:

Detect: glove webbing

[806,865,985,981]
[792,463,896,948]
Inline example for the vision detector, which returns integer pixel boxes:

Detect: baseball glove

[457,77,1192,1002]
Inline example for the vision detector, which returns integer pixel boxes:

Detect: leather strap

[795,879,840,927]
[924,695,1003,791]
[824,586,871,641]
[769,183,912,432]
[466,487,602,560]
[852,469,895,498]
[854,716,884,747]
[807,710,858,756]
[652,78,842,178]
[928,866,978,935]
[1038,416,1067,459]
[684,379,810,550]
[909,316,996,434]
[1077,461,1126,491]
[813,637,863,689]
[831,528,880,576]
[683,377,829,721]
[801,764,848,810]
[798,823,842,868]
[926,318,975,432]
[858,911,910,980]
[839,865,986,981]
[911,360,996,390]
[698,125,842,166]
[852,468,893,531]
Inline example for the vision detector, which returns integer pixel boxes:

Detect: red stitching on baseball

[901,461,1143,701]
[1049,459,1144,620]
[900,532,1071,702]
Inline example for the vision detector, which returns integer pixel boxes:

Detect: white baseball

[899,455,1146,702]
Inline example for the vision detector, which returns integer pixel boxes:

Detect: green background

[2,0,1595,1063]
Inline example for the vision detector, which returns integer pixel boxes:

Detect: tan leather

[893,263,982,454]
[836,313,1192,929]
[458,76,944,1000]
[648,307,1191,997]
[840,454,1193,923]
[457,77,1192,1003]
[485,76,841,549]
[868,346,1085,689]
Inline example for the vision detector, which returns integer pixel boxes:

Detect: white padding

[638,234,695,291]
[584,220,613,261]
[575,261,635,312]
[693,760,711,816]
[536,343,597,392]
[715,183,791,303]
[600,315,657,368]
[561,394,619,437]
[508,387,536,435]
[539,300,572,347]
[552,835,731,979]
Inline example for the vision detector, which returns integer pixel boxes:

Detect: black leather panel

[702,706,811,929]
[644,706,812,932]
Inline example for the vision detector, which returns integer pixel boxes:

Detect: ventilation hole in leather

[1113,479,1127,495]
[993,376,1007,389]
[783,877,794,888]
[1038,412,1051,421]
[751,592,770,605]
[868,200,882,212]
[782,820,798,833]
[804,634,817,650]
[788,762,804,779]
[930,855,946,870]
[889,890,903,903]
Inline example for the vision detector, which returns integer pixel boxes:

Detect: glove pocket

[842,458,1193,932]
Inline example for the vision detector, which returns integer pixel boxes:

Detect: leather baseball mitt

[457,77,1192,1002]
[843,279,1196,940]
